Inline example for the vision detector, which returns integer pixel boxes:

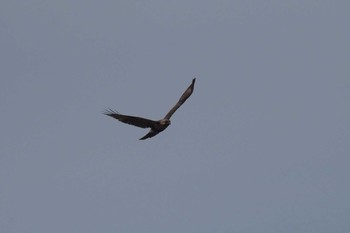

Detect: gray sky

[1,1,350,232]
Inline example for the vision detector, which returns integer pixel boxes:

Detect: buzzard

[104,78,196,140]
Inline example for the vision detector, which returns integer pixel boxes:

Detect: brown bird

[104,78,196,140]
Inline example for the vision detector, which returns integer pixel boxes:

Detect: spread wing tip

[103,108,119,116]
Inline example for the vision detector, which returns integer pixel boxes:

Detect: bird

[104,78,196,140]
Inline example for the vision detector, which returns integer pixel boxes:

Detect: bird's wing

[104,109,157,128]
[139,129,160,140]
[164,78,196,120]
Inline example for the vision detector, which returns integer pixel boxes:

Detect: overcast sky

[1,1,350,232]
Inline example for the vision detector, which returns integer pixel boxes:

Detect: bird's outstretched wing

[104,109,157,128]
[164,78,196,120]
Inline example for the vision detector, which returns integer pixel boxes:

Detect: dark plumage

[104,78,196,140]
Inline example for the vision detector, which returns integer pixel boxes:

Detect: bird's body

[104,78,195,140]
[139,119,171,140]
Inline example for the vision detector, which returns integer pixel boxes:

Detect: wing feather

[164,78,196,119]
[104,109,156,128]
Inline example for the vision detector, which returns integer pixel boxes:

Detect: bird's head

[160,119,171,126]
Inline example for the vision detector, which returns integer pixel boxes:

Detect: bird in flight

[104,78,196,140]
